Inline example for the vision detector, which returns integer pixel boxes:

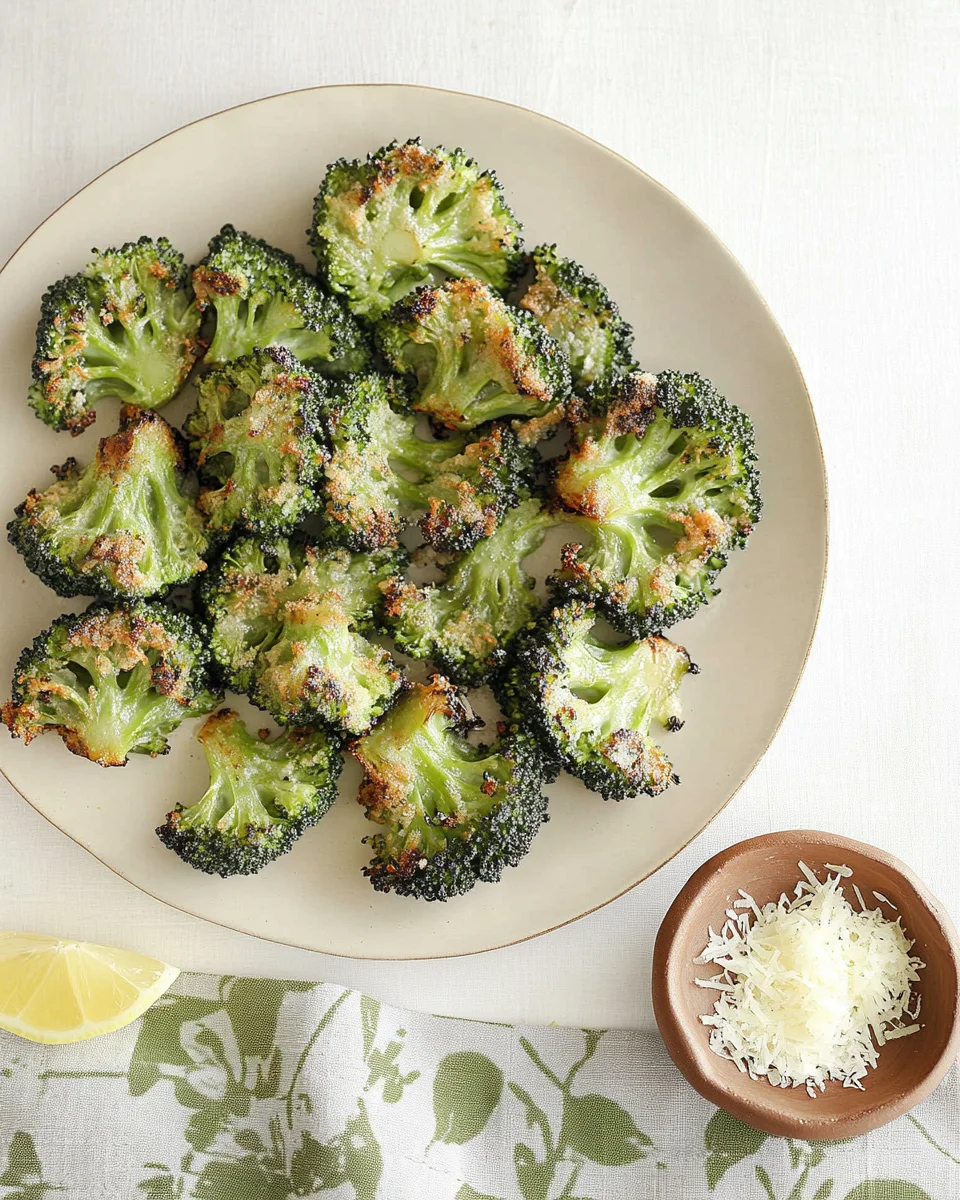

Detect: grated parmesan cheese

[694,862,925,1096]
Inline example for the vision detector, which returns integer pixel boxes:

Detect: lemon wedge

[0,932,180,1044]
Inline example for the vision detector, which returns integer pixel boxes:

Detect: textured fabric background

[1,0,959,1030]
[1,972,958,1199]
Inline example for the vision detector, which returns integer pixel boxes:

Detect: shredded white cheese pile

[694,861,925,1096]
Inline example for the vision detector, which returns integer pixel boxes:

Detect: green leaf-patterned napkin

[0,972,956,1199]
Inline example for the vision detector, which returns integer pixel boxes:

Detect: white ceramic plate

[0,86,826,959]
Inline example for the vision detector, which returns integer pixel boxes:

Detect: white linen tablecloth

[1,0,957,1030]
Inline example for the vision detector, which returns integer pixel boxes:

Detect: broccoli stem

[40,652,177,764]
[364,706,499,857]
[564,412,737,522]
[51,460,198,587]
[81,311,191,405]
[404,176,510,280]
[205,293,334,365]
[418,344,516,426]
[452,501,557,610]
[562,637,682,743]
[222,445,287,505]
[564,512,722,616]
[192,718,315,838]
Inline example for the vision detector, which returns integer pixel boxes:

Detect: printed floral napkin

[0,972,956,1199]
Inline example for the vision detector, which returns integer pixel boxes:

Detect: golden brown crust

[322,441,402,549]
[379,576,420,619]
[192,264,244,306]
[601,728,672,793]
[440,608,498,661]
[20,408,193,592]
[557,541,639,606]
[672,508,728,557]
[146,259,172,283]
[402,287,440,322]
[198,708,240,743]
[80,533,148,592]
[511,406,565,446]
[358,142,447,204]
[519,265,563,322]
[419,487,495,545]
[34,307,97,435]
[100,406,186,474]
[566,371,657,433]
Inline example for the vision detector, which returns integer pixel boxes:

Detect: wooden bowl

[652,831,960,1138]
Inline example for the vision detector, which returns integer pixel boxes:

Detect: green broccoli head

[184,347,327,537]
[550,370,762,637]
[318,372,538,553]
[28,236,203,435]
[381,497,558,687]
[1,601,220,767]
[201,535,403,735]
[311,139,523,319]
[193,224,370,373]
[8,406,209,600]
[377,279,570,433]
[497,600,693,801]
[156,708,342,877]
[517,244,635,400]
[353,675,548,901]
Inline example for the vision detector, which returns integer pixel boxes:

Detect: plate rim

[0,82,829,961]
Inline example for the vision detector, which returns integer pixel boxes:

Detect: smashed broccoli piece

[377,279,570,433]
[353,676,548,901]
[381,497,558,686]
[311,139,523,319]
[184,347,326,537]
[8,406,208,599]
[201,535,403,734]
[550,371,762,637]
[28,236,203,435]
[517,244,635,399]
[318,372,537,552]
[498,600,693,801]
[2,601,219,767]
[193,224,370,373]
[157,709,342,877]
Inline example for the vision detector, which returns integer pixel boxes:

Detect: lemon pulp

[0,931,180,1044]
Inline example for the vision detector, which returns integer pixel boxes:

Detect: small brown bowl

[652,831,960,1138]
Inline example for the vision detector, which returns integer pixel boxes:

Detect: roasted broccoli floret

[201,535,403,734]
[184,347,326,537]
[2,601,219,767]
[517,244,635,399]
[311,139,523,320]
[381,497,559,686]
[318,372,537,553]
[550,371,762,637]
[498,600,693,801]
[193,224,370,373]
[28,237,203,435]
[156,708,342,877]
[377,279,570,433]
[8,406,208,599]
[353,676,548,901]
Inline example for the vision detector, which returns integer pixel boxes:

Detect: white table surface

[1,0,957,1031]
